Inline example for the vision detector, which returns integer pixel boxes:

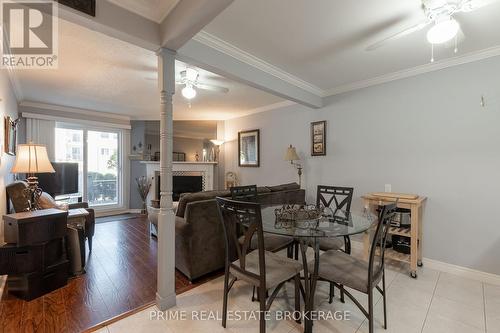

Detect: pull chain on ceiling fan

[366,0,499,62]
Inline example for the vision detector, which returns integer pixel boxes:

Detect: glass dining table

[260,205,375,333]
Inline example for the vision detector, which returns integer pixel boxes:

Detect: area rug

[95,213,142,224]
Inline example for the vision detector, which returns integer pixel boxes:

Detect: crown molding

[193,31,326,97]
[225,100,297,120]
[19,101,131,121]
[326,45,500,96]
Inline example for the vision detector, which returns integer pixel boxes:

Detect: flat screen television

[37,162,79,197]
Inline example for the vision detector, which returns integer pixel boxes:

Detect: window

[56,123,123,210]
[55,127,84,199]
[88,130,119,206]
[71,147,81,160]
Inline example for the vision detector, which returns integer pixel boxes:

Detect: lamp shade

[284,145,300,161]
[11,144,55,174]
[210,139,225,146]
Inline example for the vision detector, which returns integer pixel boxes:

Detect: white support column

[156,48,176,310]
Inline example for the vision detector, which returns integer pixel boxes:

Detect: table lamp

[11,143,55,211]
[284,145,303,187]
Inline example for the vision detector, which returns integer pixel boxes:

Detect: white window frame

[56,122,126,212]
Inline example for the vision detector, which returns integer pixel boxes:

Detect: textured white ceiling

[14,20,283,120]
[204,0,500,91]
[106,0,179,22]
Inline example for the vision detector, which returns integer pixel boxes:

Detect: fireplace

[155,172,204,201]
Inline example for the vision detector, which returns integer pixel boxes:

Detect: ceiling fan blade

[366,20,431,51]
[459,0,499,12]
[196,83,229,93]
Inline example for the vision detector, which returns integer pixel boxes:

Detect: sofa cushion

[266,183,300,192]
[176,190,231,217]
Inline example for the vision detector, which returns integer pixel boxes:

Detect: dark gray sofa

[175,183,305,281]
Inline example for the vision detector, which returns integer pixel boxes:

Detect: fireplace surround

[142,161,217,236]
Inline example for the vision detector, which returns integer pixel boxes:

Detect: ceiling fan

[176,67,229,100]
[366,0,499,53]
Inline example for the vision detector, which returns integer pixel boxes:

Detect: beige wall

[0,70,19,242]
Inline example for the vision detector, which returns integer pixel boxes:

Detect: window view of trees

[56,126,120,207]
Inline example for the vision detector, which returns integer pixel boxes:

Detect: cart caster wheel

[410,271,417,278]
[417,261,423,267]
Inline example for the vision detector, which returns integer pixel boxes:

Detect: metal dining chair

[216,197,302,333]
[315,185,354,301]
[231,185,296,302]
[231,185,295,254]
[313,203,397,333]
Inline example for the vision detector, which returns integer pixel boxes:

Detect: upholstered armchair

[5,181,96,252]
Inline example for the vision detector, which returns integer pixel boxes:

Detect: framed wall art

[4,116,18,156]
[311,120,326,156]
[238,129,260,167]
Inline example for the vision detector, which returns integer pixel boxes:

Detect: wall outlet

[384,184,392,193]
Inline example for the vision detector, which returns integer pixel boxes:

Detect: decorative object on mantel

[57,0,96,17]
[136,176,151,215]
[311,120,326,156]
[238,129,260,167]
[11,143,55,211]
[173,152,186,162]
[210,140,225,162]
[195,152,200,161]
[284,145,303,186]
[4,116,19,155]
[225,171,238,189]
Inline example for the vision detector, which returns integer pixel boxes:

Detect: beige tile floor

[96,251,499,333]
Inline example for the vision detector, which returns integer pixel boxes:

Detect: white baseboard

[423,258,500,286]
[128,209,142,214]
[351,240,500,285]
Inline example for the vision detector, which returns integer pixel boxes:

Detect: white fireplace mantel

[141,161,217,203]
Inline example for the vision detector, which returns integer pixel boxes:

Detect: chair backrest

[216,197,266,286]
[368,202,398,284]
[230,185,258,202]
[316,185,354,215]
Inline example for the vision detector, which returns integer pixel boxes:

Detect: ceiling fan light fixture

[426,18,460,44]
[182,84,197,99]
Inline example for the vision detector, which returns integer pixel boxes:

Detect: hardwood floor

[0,215,218,333]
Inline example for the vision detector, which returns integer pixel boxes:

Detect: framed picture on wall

[311,120,326,156]
[238,129,260,167]
[4,116,18,156]
[58,0,96,16]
